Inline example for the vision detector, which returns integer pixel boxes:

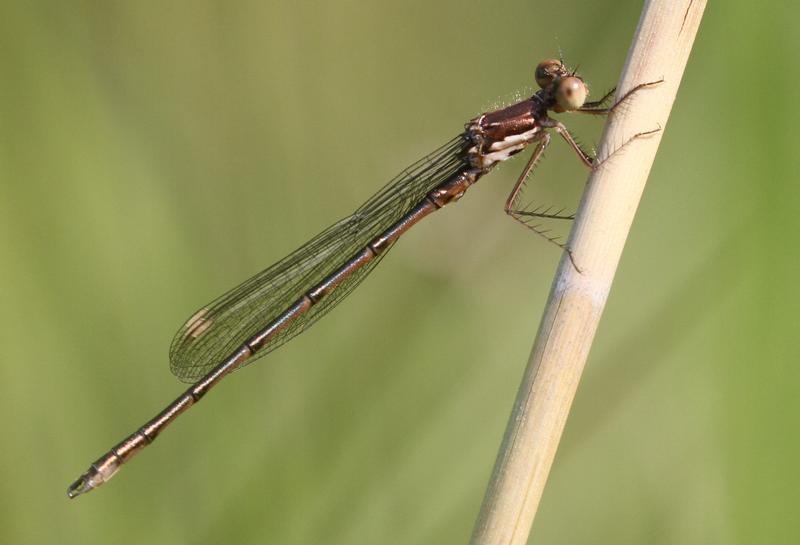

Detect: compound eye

[555,76,588,111]
[535,59,564,88]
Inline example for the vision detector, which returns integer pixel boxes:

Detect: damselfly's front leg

[577,78,664,116]
[580,87,616,111]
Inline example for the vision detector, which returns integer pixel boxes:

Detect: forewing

[169,135,470,382]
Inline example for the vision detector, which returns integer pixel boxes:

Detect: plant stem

[469,1,707,544]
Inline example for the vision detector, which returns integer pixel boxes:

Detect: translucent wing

[170,135,470,381]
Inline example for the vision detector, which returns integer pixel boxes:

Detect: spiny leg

[593,125,662,170]
[505,125,594,220]
[505,133,573,222]
[577,78,664,116]
[581,87,616,110]
[550,120,661,172]
[503,133,578,267]
[504,133,551,216]
[552,121,595,168]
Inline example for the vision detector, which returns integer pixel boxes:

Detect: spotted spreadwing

[67,59,660,498]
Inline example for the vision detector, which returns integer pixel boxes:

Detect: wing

[169,135,471,382]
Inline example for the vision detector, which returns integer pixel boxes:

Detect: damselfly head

[535,59,588,112]
[535,59,568,88]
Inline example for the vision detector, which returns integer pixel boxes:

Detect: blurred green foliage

[1,1,797,544]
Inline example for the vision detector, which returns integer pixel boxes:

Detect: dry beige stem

[469,1,707,544]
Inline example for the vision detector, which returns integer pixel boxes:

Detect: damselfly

[67,59,659,498]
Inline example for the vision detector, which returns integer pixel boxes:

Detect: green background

[1,1,797,544]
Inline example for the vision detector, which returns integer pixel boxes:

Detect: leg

[593,125,661,170]
[504,133,577,262]
[576,78,664,116]
[505,123,594,219]
[551,120,661,171]
[552,122,595,168]
[504,133,551,216]
[581,87,616,110]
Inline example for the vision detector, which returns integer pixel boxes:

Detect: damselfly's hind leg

[504,133,577,264]
[504,133,551,218]
[577,78,664,116]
